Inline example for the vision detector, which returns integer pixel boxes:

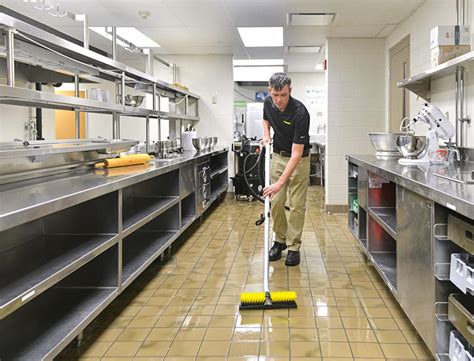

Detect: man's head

[268,72,292,112]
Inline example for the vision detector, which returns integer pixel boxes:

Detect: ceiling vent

[287,13,335,26]
[287,46,321,53]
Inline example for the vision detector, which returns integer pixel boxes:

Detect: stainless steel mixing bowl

[396,135,427,159]
[192,137,205,151]
[123,95,145,107]
[368,132,406,159]
[211,137,218,149]
[204,137,211,150]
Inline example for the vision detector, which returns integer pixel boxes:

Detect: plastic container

[450,253,474,294]
[449,331,474,361]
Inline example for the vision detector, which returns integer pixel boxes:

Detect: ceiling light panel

[288,13,335,26]
[233,59,284,66]
[237,27,283,47]
[90,27,160,48]
[288,46,321,53]
[90,27,129,47]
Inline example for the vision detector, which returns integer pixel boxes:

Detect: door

[389,37,410,133]
[55,90,86,139]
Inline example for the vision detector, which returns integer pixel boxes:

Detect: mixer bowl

[124,95,145,107]
[211,137,218,149]
[204,137,211,150]
[368,132,405,159]
[396,135,427,159]
[192,137,205,151]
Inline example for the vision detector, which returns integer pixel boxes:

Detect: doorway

[389,36,410,133]
[55,90,87,139]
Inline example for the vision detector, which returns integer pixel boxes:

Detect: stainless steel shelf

[0,287,116,360]
[122,196,180,237]
[397,51,474,100]
[370,252,397,292]
[122,230,178,287]
[0,85,200,121]
[368,207,397,239]
[211,166,228,179]
[0,11,199,100]
[210,185,228,204]
[0,233,118,320]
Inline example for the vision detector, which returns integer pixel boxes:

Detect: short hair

[268,72,291,91]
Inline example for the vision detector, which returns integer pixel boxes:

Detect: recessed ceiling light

[233,59,284,66]
[288,46,321,53]
[234,66,284,81]
[90,27,160,48]
[287,13,335,26]
[237,27,283,47]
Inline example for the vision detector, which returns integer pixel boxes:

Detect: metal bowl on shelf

[192,137,205,151]
[396,134,427,159]
[368,132,406,159]
[123,95,145,107]
[211,137,218,149]
[204,137,211,150]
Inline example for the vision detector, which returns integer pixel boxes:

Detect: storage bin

[449,331,474,361]
[448,214,474,254]
[449,294,474,345]
[450,254,474,294]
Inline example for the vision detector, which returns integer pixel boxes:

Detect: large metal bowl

[192,137,205,151]
[211,137,218,149]
[396,135,427,159]
[124,95,145,107]
[368,132,406,159]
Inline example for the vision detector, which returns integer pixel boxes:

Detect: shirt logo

[282,120,291,125]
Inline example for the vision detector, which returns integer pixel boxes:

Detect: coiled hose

[243,146,266,203]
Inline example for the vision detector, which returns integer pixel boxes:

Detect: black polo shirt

[263,96,310,154]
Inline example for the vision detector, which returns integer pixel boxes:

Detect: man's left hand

[262,182,283,200]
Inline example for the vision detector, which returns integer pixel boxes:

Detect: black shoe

[285,251,300,266]
[269,242,287,261]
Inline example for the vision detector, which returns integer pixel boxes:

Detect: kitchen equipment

[182,131,197,151]
[123,95,145,107]
[397,103,455,165]
[197,160,211,214]
[368,132,405,159]
[192,137,206,151]
[396,135,427,159]
[204,137,211,150]
[211,137,218,149]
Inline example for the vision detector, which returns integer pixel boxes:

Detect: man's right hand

[261,134,271,146]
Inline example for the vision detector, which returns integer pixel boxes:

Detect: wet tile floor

[58,186,434,360]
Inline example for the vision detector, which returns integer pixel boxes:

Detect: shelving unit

[209,152,229,206]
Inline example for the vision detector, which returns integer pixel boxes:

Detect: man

[262,72,310,267]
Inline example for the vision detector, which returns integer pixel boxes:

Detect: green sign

[234,100,247,108]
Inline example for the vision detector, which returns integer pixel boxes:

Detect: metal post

[146,50,153,76]
[112,27,117,60]
[5,29,15,87]
[172,64,177,84]
[74,74,81,138]
[158,118,161,141]
[152,84,157,111]
[112,113,118,139]
[116,115,121,139]
[145,115,150,153]
[81,15,89,49]
[121,72,125,106]
[457,0,466,26]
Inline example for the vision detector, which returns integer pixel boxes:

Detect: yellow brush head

[240,291,297,304]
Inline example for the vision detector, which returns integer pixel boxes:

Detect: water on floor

[58,186,433,360]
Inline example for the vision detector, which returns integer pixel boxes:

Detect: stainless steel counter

[0,148,228,232]
[347,155,474,219]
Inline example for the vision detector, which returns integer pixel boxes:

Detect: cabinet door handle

[465,230,472,240]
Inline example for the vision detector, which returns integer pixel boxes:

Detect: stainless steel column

[74,74,81,139]
[112,27,117,61]
[5,29,15,87]
[145,115,150,153]
[146,50,153,76]
[121,72,125,106]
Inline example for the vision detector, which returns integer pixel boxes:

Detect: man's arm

[262,119,271,145]
[262,143,304,199]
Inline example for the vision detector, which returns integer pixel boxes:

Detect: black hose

[243,148,265,203]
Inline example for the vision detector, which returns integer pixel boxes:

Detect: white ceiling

[3,0,426,72]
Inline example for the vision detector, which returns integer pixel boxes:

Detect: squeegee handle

[263,142,271,294]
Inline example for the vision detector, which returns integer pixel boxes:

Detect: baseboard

[325,204,348,213]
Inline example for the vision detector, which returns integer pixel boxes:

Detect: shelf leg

[146,115,150,153]
[5,28,15,87]
[76,331,84,348]
[112,27,117,61]
[74,74,81,139]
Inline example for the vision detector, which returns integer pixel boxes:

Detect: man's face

[269,84,291,112]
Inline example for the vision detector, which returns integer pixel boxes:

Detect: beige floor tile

[403,329,425,344]
[198,340,230,356]
[208,315,237,328]
[320,342,353,358]
[261,327,290,341]
[232,327,261,341]
[175,328,207,341]
[350,342,384,358]
[380,343,417,359]
[341,317,371,329]
[395,317,416,330]
[368,318,400,330]
[374,329,407,343]
[135,341,171,357]
[410,343,434,359]
[166,341,201,357]
[290,328,318,342]
[345,329,377,343]
[146,327,179,341]
[181,315,212,328]
[116,328,151,342]
[290,341,322,357]
[203,327,234,341]
[155,316,186,328]
[104,341,141,357]
[90,328,122,342]
[67,341,113,358]
[260,341,291,356]
[228,341,260,357]
[317,328,347,342]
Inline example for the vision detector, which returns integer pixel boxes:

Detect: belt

[274,149,309,158]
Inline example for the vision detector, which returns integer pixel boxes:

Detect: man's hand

[262,180,283,200]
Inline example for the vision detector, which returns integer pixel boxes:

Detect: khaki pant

[270,153,310,252]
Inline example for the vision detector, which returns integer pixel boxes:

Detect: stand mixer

[397,103,455,165]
